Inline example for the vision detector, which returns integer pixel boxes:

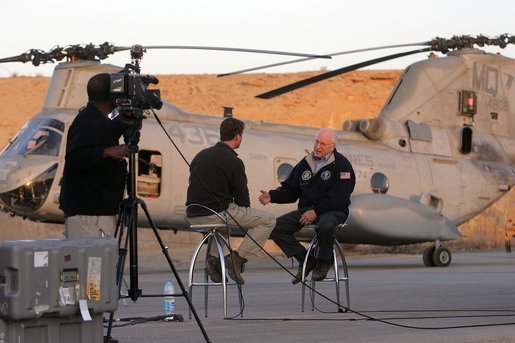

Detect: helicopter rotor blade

[256,47,431,99]
[218,41,432,77]
[0,43,330,67]
[0,53,34,64]
[127,45,331,59]
[2,34,511,69]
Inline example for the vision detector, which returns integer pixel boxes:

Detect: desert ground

[0,69,513,254]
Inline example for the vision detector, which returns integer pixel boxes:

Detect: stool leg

[236,284,244,318]
[332,246,341,312]
[204,235,216,318]
[213,232,229,318]
[189,232,213,319]
[301,238,317,312]
[335,241,350,311]
[310,279,317,311]
[217,232,245,318]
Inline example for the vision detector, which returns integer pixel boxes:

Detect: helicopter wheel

[432,247,451,267]
[422,246,436,267]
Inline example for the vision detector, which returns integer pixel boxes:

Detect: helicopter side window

[370,172,389,194]
[2,118,64,158]
[137,150,162,198]
[277,162,294,183]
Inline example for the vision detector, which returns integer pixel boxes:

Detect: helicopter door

[137,150,162,198]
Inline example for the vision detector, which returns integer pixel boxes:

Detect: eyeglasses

[314,139,334,148]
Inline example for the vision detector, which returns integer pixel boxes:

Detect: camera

[110,68,163,111]
[110,64,163,145]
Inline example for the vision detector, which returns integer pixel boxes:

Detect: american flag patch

[340,172,351,179]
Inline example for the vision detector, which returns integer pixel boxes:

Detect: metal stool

[187,206,243,319]
[301,221,350,312]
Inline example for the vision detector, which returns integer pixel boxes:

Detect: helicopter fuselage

[0,47,514,267]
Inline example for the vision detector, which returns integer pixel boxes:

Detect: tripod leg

[140,201,211,342]
[105,205,131,342]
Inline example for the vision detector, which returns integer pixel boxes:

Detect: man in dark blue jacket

[259,128,355,283]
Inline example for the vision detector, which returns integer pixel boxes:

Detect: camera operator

[59,73,129,238]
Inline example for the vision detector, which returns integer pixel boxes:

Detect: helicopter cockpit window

[1,118,64,158]
[371,172,389,194]
[0,163,58,213]
[137,150,162,198]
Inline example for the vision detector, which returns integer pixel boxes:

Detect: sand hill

[0,71,513,255]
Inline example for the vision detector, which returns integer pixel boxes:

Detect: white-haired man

[259,128,355,283]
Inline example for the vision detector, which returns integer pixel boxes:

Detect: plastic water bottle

[164,278,175,316]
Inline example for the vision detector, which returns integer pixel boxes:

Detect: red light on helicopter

[459,90,477,116]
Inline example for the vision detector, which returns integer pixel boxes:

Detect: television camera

[109,46,163,146]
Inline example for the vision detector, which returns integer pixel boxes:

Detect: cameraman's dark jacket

[269,148,355,216]
[59,102,127,217]
[186,141,250,217]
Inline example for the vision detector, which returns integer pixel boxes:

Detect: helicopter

[0,35,513,267]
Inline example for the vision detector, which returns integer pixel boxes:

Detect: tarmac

[105,250,515,343]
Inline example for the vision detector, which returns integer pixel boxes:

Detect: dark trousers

[270,209,347,262]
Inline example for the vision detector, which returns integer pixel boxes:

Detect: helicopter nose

[0,163,57,215]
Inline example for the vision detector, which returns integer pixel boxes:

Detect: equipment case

[0,313,104,343]
[0,237,118,321]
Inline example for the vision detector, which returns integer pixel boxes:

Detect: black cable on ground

[229,310,515,331]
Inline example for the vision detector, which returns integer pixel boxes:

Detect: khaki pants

[187,203,276,258]
[65,215,117,238]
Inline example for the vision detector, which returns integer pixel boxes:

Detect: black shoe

[225,251,248,285]
[292,257,317,285]
[205,255,223,283]
[312,260,332,281]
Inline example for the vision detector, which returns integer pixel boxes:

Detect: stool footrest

[190,282,238,287]
[189,223,228,229]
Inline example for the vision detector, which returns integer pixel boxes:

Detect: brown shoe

[292,257,317,285]
[205,255,223,283]
[225,251,248,285]
[312,260,332,281]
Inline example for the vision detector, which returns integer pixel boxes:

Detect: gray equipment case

[0,237,119,321]
[0,313,104,343]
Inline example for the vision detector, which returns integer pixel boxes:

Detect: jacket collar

[305,148,336,173]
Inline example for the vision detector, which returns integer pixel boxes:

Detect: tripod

[105,137,210,342]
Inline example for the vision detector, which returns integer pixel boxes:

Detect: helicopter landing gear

[422,240,452,267]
